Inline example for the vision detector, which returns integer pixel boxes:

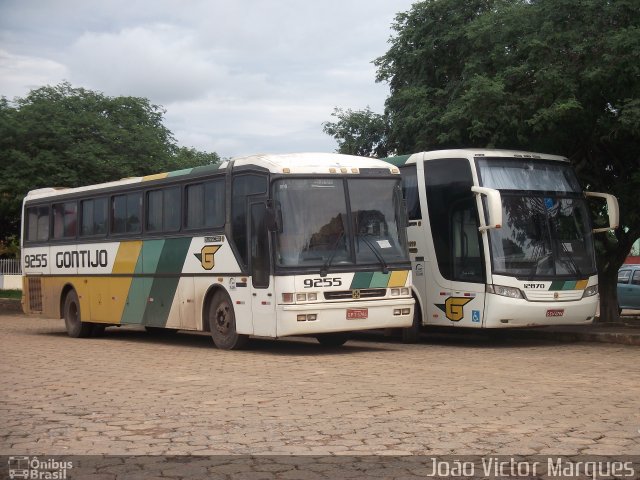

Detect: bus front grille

[324,288,387,300]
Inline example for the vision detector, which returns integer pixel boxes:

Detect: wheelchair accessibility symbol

[472,310,481,323]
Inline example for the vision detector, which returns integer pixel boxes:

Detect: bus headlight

[582,285,598,298]
[486,284,524,299]
[282,293,295,303]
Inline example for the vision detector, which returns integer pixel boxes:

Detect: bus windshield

[273,177,408,269]
[477,158,596,278]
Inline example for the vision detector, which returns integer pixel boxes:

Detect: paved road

[1,313,639,457]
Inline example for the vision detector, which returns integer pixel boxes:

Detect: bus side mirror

[585,192,619,232]
[471,186,502,232]
[265,208,278,232]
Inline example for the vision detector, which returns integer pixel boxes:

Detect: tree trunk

[598,265,621,323]
[596,231,635,323]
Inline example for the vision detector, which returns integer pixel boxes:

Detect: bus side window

[52,202,77,239]
[147,187,181,233]
[232,175,267,266]
[81,198,108,237]
[400,165,421,220]
[26,206,50,242]
[112,192,142,235]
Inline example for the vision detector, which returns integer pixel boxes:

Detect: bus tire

[316,332,349,347]
[63,289,92,338]
[208,290,248,350]
[402,305,422,343]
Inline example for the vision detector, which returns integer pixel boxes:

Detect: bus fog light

[282,293,294,303]
[307,314,317,321]
[401,288,410,296]
[297,314,307,322]
[296,293,307,302]
[487,284,523,299]
[401,308,410,315]
[390,288,400,296]
[393,309,401,316]
[582,285,598,298]
[308,293,317,301]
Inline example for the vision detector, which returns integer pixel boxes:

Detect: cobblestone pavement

[1,314,639,458]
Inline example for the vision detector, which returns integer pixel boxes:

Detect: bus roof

[24,152,398,202]
[383,149,568,166]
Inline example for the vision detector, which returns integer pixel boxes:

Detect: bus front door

[248,200,276,337]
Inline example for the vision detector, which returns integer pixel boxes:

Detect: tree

[325,0,640,321]
[0,82,219,250]
[322,107,389,157]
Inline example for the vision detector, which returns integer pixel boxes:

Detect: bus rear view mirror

[471,186,502,232]
[265,208,278,232]
[585,192,619,232]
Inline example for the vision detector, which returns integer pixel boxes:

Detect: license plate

[546,309,565,317]
[347,308,368,319]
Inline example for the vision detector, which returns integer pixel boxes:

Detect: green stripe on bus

[167,168,193,177]
[370,272,391,288]
[381,154,411,167]
[120,240,165,324]
[549,281,564,291]
[143,238,192,328]
[350,272,374,289]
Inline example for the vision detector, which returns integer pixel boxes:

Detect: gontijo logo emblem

[435,297,473,322]
[194,245,221,270]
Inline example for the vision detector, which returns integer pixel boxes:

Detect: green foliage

[0,290,21,299]
[324,0,640,320]
[0,235,20,259]
[322,107,389,157]
[0,82,219,241]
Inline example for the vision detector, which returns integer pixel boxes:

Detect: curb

[508,328,640,346]
[0,298,23,313]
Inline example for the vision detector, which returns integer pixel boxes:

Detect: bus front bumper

[483,293,599,328]
[277,298,414,337]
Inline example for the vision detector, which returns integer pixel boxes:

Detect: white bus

[21,153,414,349]
[384,149,618,340]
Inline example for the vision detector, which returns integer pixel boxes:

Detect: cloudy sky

[0,0,416,158]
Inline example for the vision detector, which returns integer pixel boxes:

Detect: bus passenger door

[248,200,276,337]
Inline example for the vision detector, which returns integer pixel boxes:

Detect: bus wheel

[402,306,421,343]
[63,290,92,338]
[316,332,349,347]
[208,291,248,350]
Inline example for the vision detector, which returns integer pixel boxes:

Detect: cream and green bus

[384,149,618,340]
[21,153,414,349]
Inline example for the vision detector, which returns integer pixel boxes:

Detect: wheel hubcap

[215,302,231,335]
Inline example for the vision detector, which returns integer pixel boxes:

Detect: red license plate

[546,309,565,317]
[347,308,368,319]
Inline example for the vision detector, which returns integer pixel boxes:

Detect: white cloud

[0,0,416,157]
[67,25,223,103]
[0,50,68,100]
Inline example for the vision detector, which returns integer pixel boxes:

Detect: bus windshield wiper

[559,241,583,277]
[320,230,345,277]
[359,234,389,274]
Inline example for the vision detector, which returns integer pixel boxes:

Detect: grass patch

[0,289,21,299]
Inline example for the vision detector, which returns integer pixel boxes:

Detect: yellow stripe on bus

[109,241,143,324]
[388,270,409,288]
[112,241,142,274]
[142,172,169,182]
[575,279,589,290]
